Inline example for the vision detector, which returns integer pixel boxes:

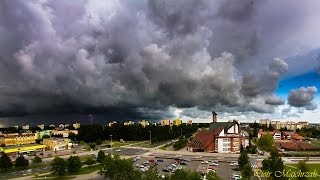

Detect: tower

[212,111,217,123]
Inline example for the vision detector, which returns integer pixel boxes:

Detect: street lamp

[110,135,113,148]
[89,114,93,125]
[149,131,152,144]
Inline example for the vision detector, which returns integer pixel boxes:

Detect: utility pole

[110,134,113,147]
[149,131,152,144]
[89,114,93,126]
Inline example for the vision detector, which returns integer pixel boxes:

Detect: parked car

[230,161,238,166]
[157,159,164,162]
[232,174,242,180]
[201,160,209,164]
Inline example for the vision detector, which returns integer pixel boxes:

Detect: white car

[116,149,121,152]
[230,161,238,166]
[207,169,216,173]
[232,174,242,180]
[201,160,209,164]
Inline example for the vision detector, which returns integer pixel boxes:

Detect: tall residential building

[73,123,81,129]
[138,120,149,128]
[259,119,309,131]
[49,124,55,128]
[108,121,117,127]
[161,119,170,126]
[124,121,134,126]
[22,125,29,130]
[58,124,65,129]
[172,119,182,126]
[38,124,45,130]
[13,125,19,130]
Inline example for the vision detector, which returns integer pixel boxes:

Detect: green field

[284,163,320,180]
[100,140,143,148]
[33,164,101,179]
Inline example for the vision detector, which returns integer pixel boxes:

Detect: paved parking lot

[131,154,243,179]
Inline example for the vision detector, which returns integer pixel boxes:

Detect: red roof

[189,128,222,149]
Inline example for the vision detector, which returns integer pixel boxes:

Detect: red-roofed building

[188,117,249,153]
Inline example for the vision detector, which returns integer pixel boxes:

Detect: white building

[22,125,29,130]
[38,124,45,130]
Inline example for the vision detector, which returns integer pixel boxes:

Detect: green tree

[42,134,50,139]
[241,163,253,180]
[97,150,105,163]
[88,143,96,150]
[95,139,103,145]
[206,171,222,180]
[32,155,42,164]
[67,156,82,174]
[238,151,249,170]
[297,158,308,180]
[69,132,77,141]
[100,154,141,180]
[170,169,202,180]
[84,158,96,166]
[0,152,12,171]
[51,157,67,176]
[257,133,274,151]
[15,155,29,168]
[262,148,286,180]
[142,168,161,180]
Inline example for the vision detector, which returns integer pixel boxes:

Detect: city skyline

[0,0,320,125]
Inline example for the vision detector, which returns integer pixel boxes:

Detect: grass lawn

[283,151,320,156]
[79,154,95,161]
[284,163,320,180]
[33,164,101,179]
[136,139,176,148]
[311,140,320,147]
[285,163,320,171]
[101,140,143,147]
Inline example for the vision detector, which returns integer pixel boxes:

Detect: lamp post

[89,114,93,126]
[110,135,113,147]
[149,131,152,144]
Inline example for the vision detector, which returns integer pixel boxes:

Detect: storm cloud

[0,0,320,120]
[288,86,318,109]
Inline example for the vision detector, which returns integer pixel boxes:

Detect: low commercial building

[43,138,70,151]
[0,144,46,154]
[35,130,52,140]
[0,133,36,146]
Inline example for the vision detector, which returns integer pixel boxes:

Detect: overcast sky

[0,0,320,126]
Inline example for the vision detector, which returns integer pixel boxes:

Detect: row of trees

[51,156,82,176]
[173,137,189,150]
[238,151,253,180]
[75,123,199,143]
[0,152,42,172]
[99,153,222,180]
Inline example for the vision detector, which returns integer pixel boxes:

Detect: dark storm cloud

[288,86,318,109]
[0,0,320,120]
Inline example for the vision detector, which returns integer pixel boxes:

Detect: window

[223,148,230,151]
[223,138,230,142]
